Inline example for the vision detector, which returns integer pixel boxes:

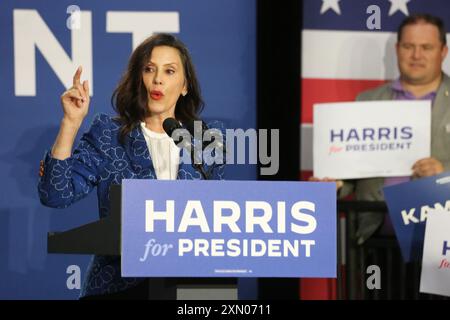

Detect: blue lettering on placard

[330,129,344,143]
[346,129,359,142]
[330,126,413,153]
[401,126,413,139]
[443,241,450,256]
[330,126,413,143]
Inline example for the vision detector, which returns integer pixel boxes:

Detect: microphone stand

[193,163,209,180]
[190,143,210,180]
[163,118,216,180]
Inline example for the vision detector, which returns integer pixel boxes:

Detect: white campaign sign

[420,209,450,297]
[313,100,431,179]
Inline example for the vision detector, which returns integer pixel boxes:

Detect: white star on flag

[388,0,411,16]
[320,0,341,15]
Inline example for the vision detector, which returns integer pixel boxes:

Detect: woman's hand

[60,66,90,126]
[51,66,90,160]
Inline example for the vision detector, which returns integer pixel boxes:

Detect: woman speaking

[38,33,224,299]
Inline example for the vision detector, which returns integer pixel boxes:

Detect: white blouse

[140,122,180,180]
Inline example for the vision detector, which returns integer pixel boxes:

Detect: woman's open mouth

[150,90,164,100]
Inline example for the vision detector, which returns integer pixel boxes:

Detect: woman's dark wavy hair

[111,33,204,144]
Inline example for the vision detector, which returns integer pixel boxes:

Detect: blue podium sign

[383,172,450,262]
[121,180,336,278]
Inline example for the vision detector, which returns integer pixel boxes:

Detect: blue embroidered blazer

[38,113,225,297]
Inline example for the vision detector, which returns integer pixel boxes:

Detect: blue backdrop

[0,0,256,299]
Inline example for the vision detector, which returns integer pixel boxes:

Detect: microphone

[162,117,182,137]
[162,117,209,180]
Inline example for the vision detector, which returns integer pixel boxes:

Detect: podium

[48,179,336,299]
[47,185,237,300]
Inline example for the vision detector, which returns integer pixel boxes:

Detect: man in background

[313,13,450,244]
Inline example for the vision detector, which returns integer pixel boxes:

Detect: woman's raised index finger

[73,66,82,86]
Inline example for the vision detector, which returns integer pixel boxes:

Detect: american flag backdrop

[300,0,450,300]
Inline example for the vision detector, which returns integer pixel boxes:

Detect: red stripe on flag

[301,78,386,124]
[300,170,313,181]
[300,278,337,300]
